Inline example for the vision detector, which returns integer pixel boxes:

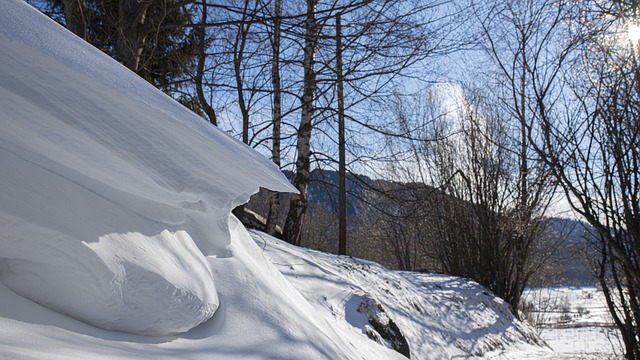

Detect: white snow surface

[522,287,625,358]
[0,1,554,358]
[252,232,551,359]
[0,0,293,336]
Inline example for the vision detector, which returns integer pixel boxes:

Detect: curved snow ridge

[85,230,219,336]
[0,210,219,336]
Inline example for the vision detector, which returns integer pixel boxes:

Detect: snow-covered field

[522,287,624,359]
[0,1,627,359]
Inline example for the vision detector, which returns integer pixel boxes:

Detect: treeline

[33,1,640,358]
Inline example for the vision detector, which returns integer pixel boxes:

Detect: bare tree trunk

[231,0,255,226]
[512,32,529,317]
[233,0,252,145]
[336,12,347,255]
[265,0,282,236]
[116,0,153,73]
[283,0,316,246]
[195,1,217,126]
[62,0,87,40]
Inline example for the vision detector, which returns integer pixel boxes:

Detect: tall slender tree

[472,0,576,311]
[336,11,347,255]
[283,0,317,246]
[265,0,283,236]
[195,1,217,125]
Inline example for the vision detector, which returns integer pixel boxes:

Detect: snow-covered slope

[0,1,550,359]
[253,231,550,359]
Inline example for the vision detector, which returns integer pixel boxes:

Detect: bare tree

[264,0,283,236]
[533,14,640,356]
[287,0,460,249]
[195,1,217,125]
[382,85,557,313]
[476,0,573,227]
[502,0,640,356]
[283,0,317,246]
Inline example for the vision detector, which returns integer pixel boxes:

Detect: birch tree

[283,0,317,245]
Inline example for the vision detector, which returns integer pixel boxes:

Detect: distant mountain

[536,217,598,287]
[281,169,374,218]
[248,169,597,286]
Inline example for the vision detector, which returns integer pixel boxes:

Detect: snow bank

[253,231,549,359]
[0,0,293,336]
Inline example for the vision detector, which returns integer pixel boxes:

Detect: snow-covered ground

[251,231,549,359]
[0,1,621,359]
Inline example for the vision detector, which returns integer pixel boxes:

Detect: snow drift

[0,0,293,336]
